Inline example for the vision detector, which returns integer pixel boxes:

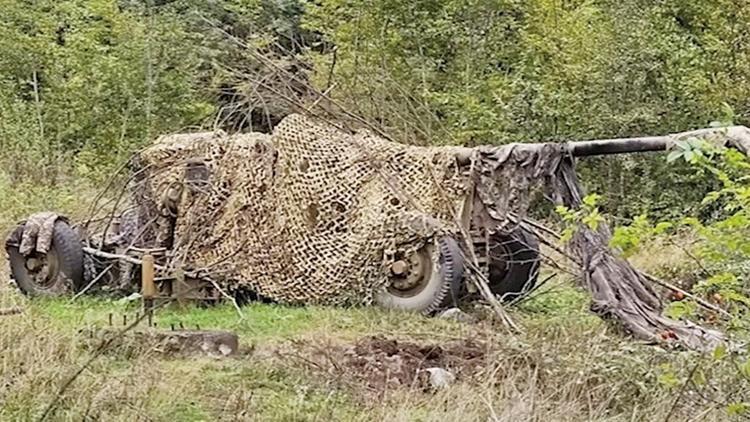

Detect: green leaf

[713,344,727,360]
[701,191,721,205]
[667,150,683,163]
[583,194,600,207]
[560,228,575,244]
[657,366,680,389]
[740,359,750,379]
[653,222,672,234]
[583,209,604,230]
[727,402,750,416]
[686,137,702,148]
[691,368,706,386]
[665,301,695,319]
[721,102,736,124]
[684,150,695,162]
[555,205,570,216]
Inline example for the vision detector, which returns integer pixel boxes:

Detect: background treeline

[2,0,750,218]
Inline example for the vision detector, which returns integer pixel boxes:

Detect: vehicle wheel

[488,228,540,301]
[8,220,84,296]
[375,237,464,314]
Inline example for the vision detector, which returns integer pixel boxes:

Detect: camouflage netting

[129,114,470,305]
[7,113,730,349]
[124,114,725,349]
[12,211,61,256]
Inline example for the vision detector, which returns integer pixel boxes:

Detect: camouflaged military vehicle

[12,116,748,350]
[5,114,541,313]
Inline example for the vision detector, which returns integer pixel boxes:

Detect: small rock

[439,308,476,323]
[424,367,455,389]
[152,330,239,357]
[218,343,233,356]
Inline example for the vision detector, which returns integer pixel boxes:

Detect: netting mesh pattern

[132,114,469,305]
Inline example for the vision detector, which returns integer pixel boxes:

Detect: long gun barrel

[454,126,750,164]
[569,136,669,156]
[568,125,750,157]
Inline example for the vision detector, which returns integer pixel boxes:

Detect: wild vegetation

[3,278,750,421]
[3,0,750,420]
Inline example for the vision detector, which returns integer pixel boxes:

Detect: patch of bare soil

[277,335,487,396]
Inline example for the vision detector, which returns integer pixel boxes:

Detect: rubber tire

[8,220,84,297]
[488,228,540,301]
[375,237,465,314]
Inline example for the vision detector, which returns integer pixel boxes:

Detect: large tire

[375,237,465,314]
[488,228,540,301]
[8,220,84,297]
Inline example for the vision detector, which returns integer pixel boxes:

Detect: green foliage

[664,300,697,320]
[3,0,750,221]
[656,363,680,389]
[516,281,591,317]
[0,173,97,231]
[305,0,750,219]
[0,0,333,185]
[679,151,750,318]
[667,137,709,164]
[0,0,217,183]
[609,214,674,258]
[555,193,605,242]
[612,140,750,326]
[727,402,750,417]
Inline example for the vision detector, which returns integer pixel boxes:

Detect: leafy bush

[608,134,750,328]
[305,0,750,219]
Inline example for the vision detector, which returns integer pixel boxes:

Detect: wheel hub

[24,252,59,288]
[390,260,409,276]
[388,246,433,295]
[25,257,42,271]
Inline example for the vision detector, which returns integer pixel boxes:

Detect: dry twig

[0,307,23,316]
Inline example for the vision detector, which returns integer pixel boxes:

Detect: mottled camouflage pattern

[130,115,469,305]
[17,211,61,256]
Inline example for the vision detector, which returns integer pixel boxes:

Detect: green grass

[0,174,98,231]
[0,169,745,422]
[2,289,480,421]
[2,134,749,421]
[32,296,472,343]
[3,281,748,421]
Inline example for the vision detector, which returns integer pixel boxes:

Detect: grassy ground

[0,183,748,421]
[3,276,747,421]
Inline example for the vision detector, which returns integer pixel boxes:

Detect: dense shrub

[4,0,750,218]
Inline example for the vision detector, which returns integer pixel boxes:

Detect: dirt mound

[281,335,487,395]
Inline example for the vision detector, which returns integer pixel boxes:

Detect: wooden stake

[142,253,156,327]
[141,253,156,299]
